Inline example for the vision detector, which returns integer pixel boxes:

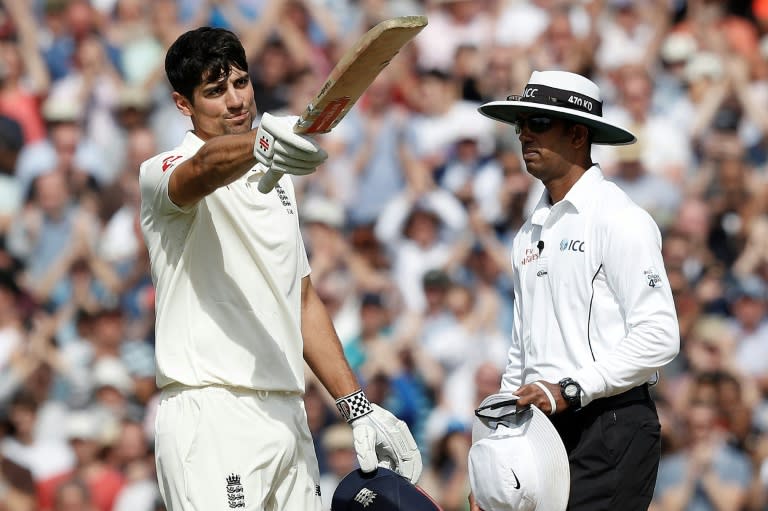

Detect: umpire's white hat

[469,393,570,511]
[478,70,636,145]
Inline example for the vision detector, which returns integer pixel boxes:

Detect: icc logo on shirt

[560,239,585,252]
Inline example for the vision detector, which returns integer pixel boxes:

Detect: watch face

[565,384,579,398]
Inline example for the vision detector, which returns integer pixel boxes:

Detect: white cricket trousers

[155,384,322,511]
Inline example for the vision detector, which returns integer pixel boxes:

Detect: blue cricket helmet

[332,468,442,510]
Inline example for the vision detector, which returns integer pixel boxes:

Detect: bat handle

[258,167,283,194]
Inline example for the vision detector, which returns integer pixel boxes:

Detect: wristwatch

[559,378,582,409]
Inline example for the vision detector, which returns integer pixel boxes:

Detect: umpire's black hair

[165,27,249,103]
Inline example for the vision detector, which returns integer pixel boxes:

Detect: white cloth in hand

[350,403,423,484]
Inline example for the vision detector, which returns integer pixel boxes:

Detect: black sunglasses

[514,115,556,134]
[474,398,532,430]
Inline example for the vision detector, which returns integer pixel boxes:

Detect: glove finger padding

[351,422,379,473]
[269,162,318,177]
[259,113,327,163]
[350,404,423,484]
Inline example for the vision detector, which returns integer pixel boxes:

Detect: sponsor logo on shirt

[511,468,521,489]
[161,155,183,172]
[521,246,541,265]
[559,239,585,252]
[644,267,663,288]
[275,183,294,215]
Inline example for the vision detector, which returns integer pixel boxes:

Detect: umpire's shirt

[501,166,679,406]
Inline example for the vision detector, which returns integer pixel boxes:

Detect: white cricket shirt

[501,166,679,406]
[139,132,310,392]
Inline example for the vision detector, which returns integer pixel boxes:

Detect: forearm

[659,481,696,511]
[169,131,257,206]
[301,276,360,399]
[700,473,746,511]
[374,194,412,244]
[240,0,284,60]
[574,310,679,403]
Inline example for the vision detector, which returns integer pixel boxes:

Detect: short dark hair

[165,27,249,103]
[563,118,594,146]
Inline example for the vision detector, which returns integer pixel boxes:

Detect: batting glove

[253,112,327,176]
[336,390,423,484]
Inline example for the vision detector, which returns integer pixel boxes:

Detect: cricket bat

[258,15,428,193]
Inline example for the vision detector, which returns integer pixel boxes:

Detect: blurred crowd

[0,0,767,510]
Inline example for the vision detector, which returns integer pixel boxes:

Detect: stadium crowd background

[0,0,767,509]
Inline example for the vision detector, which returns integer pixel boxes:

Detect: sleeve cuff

[572,367,608,407]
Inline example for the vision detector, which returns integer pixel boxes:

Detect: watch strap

[559,377,582,409]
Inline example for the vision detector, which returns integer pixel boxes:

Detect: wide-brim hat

[478,70,636,145]
[469,393,570,511]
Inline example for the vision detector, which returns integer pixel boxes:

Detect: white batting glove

[253,112,327,176]
[336,390,423,484]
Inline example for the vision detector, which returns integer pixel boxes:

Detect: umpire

[473,70,680,511]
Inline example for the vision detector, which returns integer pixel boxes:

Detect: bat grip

[258,168,283,194]
[258,121,306,194]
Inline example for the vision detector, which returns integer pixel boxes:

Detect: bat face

[258,15,427,194]
[297,97,352,133]
[294,15,428,135]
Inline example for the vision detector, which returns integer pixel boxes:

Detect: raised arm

[168,130,258,207]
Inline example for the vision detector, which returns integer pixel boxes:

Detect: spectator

[727,276,768,395]
[527,3,596,75]
[0,116,24,231]
[51,478,97,511]
[0,2,766,508]
[0,389,74,482]
[0,272,23,372]
[406,68,495,172]
[652,399,752,511]
[12,97,105,199]
[0,450,36,511]
[0,2,49,145]
[608,141,682,230]
[321,70,411,224]
[40,0,120,83]
[318,422,357,511]
[418,422,471,511]
[47,34,126,182]
[343,292,396,378]
[37,409,124,511]
[596,64,693,184]
[375,186,468,312]
[416,0,493,74]
[594,0,669,74]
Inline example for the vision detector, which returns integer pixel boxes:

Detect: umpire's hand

[514,380,568,415]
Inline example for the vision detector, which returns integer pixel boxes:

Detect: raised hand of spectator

[688,437,716,478]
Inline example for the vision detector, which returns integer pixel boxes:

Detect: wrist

[559,378,582,410]
[335,389,373,423]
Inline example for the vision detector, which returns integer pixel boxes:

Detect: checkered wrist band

[335,389,373,423]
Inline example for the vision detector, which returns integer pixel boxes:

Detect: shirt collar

[563,165,603,212]
[530,165,604,226]
[182,131,205,152]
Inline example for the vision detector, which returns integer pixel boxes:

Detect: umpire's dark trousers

[549,385,661,511]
